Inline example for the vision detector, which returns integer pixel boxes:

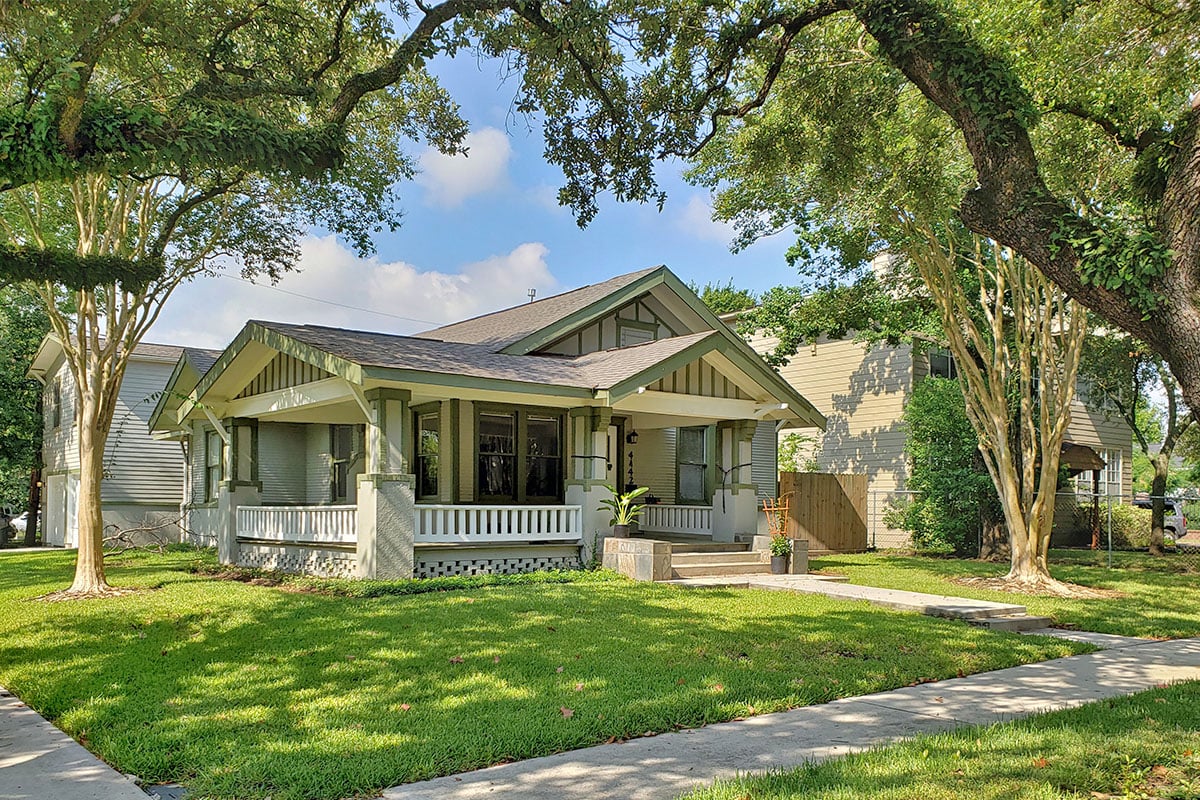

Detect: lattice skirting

[416,552,582,579]
[237,542,358,579]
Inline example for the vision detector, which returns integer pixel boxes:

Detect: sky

[149,53,803,349]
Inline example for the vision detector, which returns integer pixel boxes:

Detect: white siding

[41,358,77,472]
[188,424,208,505]
[259,423,308,504]
[101,360,185,504]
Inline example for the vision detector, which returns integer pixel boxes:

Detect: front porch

[223,498,731,579]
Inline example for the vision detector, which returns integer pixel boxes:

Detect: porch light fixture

[626,430,639,445]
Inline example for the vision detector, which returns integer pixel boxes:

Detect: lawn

[812,550,1200,639]
[0,548,1083,800]
[682,680,1200,800]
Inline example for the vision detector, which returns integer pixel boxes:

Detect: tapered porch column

[565,407,612,562]
[356,388,416,579]
[711,420,759,543]
[217,418,261,564]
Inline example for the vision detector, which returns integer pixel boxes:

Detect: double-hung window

[416,412,440,500]
[204,430,223,502]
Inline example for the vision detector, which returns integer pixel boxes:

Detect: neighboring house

[739,330,1133,547]
[149,266,825,579]
[26,338,219,547]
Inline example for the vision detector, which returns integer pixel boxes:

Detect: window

[416,413,440,500]
[477,408,564,503]
[677,426,710,504]
[618,323,655,348]
[50,379,62,429]
[330,424,359,503]
[525,415,562,502]
[204,430,223,502]
[1076,448,1124,497]
[928,348,958,380]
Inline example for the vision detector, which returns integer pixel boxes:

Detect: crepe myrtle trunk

[69,390,112,593]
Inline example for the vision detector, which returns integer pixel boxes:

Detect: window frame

[415,411,441,501]
[676,425,713,505]
[204,429,223,503]
[475,405,565,504]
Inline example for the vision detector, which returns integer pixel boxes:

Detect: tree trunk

[66,392,111,594]
[23,468,40,547]
[978,503,1008,561]
[1149,455,1170,556]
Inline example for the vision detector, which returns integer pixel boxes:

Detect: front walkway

[0,687,147,800]
[387,638,1200,800]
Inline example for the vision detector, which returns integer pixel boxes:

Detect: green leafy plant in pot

[769,534,792,574]
[599,484,650,538]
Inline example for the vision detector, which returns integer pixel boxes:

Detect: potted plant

[769,534,792,574]
[598,484,650,538]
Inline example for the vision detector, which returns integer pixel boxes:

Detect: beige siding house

[743,330,1133,547]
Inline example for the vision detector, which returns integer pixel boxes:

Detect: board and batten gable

[538,295,686,356]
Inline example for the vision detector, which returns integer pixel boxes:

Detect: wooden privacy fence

[778,472,868,553]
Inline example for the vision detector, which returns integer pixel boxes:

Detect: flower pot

[612,524,630,539]
[770,555,789,574]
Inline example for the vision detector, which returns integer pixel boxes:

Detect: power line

[218,274,445,327]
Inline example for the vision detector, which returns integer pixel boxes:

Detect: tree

[690,279,757,316]
[903,227,1087,591]
[1078,334,1193,554]
[893,376,998,556]
[0,0,630,596]
[524,0,1200,415]
[0,286,49,521]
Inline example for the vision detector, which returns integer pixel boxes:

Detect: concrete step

[969,615,1055,632]
[671,562,773,579]
[669,542,752,554]
[671,551,764,566]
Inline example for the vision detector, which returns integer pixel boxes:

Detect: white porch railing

[237,505,358,544]
[640,504,713,536]
[415,504,583,544]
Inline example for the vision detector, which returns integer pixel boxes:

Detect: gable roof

[414,267,662,351]
[27,334,186,382]
[147,346,224,433]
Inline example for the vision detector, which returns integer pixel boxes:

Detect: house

[740,329,1133,547]
[149,266,825,579]
[26,339,220,547]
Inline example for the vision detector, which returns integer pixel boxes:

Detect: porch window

[478,412,516,500]
[525,415,562,502]
[477,408,564,503]
[416,412,440,500]
[677,426,710,504]
[330,424,358,503]
[204,430,223,502]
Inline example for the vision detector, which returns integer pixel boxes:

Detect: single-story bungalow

[150,266,826,578]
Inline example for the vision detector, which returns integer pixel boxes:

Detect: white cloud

[150,236,558,349]
[676,194,739,245]
[416,127,513,208]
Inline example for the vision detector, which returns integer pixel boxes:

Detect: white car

[9,512,28,534]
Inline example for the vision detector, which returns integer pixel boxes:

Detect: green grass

[682,681,1200,800]
[0,549,1084,800]
[811,550,1200,639]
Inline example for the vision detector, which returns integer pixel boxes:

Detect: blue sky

[150,54,802,349]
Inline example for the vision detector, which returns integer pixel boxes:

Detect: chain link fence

[867,489,1200,569]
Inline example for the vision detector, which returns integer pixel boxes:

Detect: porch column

[356,388,416,579]
[565,407,612,562]
[217,418,261,564]
[711,420,759,543]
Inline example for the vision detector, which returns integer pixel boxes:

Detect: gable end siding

[648,359,751,400]
[236,352,332,399]
[540,298,679,356]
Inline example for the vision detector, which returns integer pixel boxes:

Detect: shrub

[1075,502,1153,549]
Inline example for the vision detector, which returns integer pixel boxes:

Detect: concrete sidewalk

[0,687,147,800]
[386,637,1200,800]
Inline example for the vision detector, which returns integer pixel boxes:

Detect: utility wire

[219,273,445,327]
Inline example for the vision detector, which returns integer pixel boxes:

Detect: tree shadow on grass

[0,553,1082,800]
